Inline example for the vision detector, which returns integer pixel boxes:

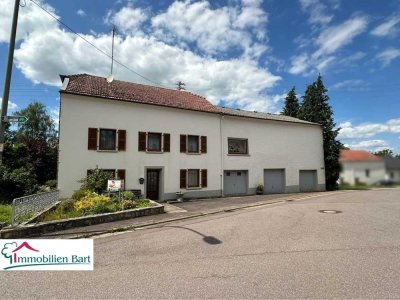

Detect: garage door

[224,170,247,195]
[264,169,285,194]
[299,170,317,192]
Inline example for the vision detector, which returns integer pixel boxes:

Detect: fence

[12,190,59,226]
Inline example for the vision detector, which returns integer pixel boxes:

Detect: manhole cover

[319,210,342,214]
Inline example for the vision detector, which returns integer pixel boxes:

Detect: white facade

[340,161,385,185]
[58,93,326,200]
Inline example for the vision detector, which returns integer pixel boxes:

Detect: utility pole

[111,25,117,75]
[0,0,20,164]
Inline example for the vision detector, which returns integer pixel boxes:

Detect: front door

[146,169,160,200]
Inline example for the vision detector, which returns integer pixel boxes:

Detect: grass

[0,204,12,226]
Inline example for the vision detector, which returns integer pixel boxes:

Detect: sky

[0,0,399,154]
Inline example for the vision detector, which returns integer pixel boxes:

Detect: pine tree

[298,74,342,190]
[281,87,300,118]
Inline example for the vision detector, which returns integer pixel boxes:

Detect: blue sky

[0,0,399,153]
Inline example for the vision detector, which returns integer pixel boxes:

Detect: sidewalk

[41,191,345,239]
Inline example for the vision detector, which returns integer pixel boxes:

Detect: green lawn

[0,204,12,226]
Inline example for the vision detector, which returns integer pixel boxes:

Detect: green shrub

[122,191,134,200]
[71,189,90,200]
[136,199,154,208]
[58,199,76,213]
[45,180,58,189]
[89,200,117,214]
[79,168,114,194]
[74,193,114,214]
[0,204,12,225]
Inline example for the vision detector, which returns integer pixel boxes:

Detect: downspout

[220,114,224,197]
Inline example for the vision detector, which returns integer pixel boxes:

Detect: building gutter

[220,114,224,197]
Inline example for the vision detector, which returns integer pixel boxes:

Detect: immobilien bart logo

[0,239,93,271]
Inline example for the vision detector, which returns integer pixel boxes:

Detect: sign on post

[107,180,123,192]
[2,116,28,123]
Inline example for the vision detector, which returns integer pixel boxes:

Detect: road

[1,189,400,299]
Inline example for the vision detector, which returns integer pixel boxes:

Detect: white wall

[222,115,325,192]
[58,93,326,199]
[58,94,221,199]
[340,161,385,185]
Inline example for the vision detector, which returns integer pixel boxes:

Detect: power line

[29,0,171,89]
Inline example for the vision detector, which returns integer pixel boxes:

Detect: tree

[298,74,342,190]
[373,149,394,157]
[281,87,300,118]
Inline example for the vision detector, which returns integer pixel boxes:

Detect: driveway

[1,189,400,298]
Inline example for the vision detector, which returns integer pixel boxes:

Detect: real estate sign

[107,179,123,192]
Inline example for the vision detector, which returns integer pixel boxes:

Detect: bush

[136,199,154,208]
[0,204,12,225]
[71,189,90,200]
[58,199,76,213]
[122,191,134,200]
[79,168,115,194]
[74,192,114,214]
[45,179,57,189]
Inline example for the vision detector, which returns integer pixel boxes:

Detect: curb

[68,191,350,239]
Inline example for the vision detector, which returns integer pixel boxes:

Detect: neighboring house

[339,150,385,185]
[58,74,326,200]
[382,156,400,183]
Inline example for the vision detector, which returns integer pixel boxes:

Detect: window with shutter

[188,169,200,187]
[138,132,147,151]
[88,128,98,150]
[118,130,126,151]
[187,135,199,153]
[201,136,207,153]
[117,169,126,189]
[201,169,207,187]
[163,133,170,152]
[180,135,187,153]
[99,129,117,150]
[180,169,187,188]
[147,132,162,151]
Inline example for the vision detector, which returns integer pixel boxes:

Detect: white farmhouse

[339,150,385,185]
[58,74,326,200]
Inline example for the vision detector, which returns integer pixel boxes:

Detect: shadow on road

[164,225,222,245]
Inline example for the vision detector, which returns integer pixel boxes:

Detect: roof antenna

[176,81,186,91]
[107,25,117,83]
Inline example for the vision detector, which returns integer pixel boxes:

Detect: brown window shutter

[180,135,187,153]
[88,128,98,150]
[201,136,207,153]
[117,169,126,189]
[201,169,207,188]
[180,169,187,189]
[138,132,147,151]
[118,130,126,151]
[163,133,170,152]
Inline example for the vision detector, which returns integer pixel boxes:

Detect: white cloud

[371,15,400,37]
[288,53,310,75]
[151,0,268,58]
[376,48,400,67]
[0,0,58,43]
[349,139,390,152]
[7,0,281,113]
[0,97,18,111]
[314,16,368,58]
[76,9,86,17]
[299,0,333,26]
[338,119,400,139]
[105,6,148,34]
[330,79,368,91]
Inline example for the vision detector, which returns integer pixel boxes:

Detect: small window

[188,135,199,153]
[228,138,248,154]
[188,169,200,188]
[99,129,116,150]
[147,133,162,152]
[365,169,370,178]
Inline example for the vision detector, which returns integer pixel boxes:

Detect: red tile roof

[340,150,383,162]
[60,74,219,114]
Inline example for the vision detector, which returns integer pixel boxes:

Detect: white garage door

[299,170,317,192]
[264,169,285,194]
[224,170,247,195]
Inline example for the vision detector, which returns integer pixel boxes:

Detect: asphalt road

[1,189,400,299]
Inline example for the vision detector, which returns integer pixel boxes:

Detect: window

[100,129,116,150]
[228,138,248,154]
[180,169,207,188]
[188,169,200,187]
[365,169,370,178]
[88,128,126,151]
[188,135,199,153]
[180,135,207,153]
[138,132,170,152]
[147,133,162,152]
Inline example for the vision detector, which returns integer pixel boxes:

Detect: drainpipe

[220,114,224,197]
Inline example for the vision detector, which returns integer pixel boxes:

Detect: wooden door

[146,170,160,200]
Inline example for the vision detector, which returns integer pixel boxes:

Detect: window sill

[146,150,164,154]
[227,153,250,156]
[186,187,202,190]
[186,152,202,155]
[97,149,118,153]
